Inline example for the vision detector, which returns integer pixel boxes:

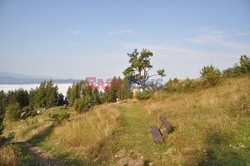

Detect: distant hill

[0,71,77,84]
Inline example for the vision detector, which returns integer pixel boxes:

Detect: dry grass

[1,76,249,165]
[0,145,18,166]
[139,76,250,165]
[43,103,121,160]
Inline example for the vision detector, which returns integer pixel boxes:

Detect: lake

[0,83,72,96]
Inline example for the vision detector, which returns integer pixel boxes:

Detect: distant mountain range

[0,71,78,84]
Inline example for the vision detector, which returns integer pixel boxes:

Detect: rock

[164,148,173,155]
[181,147,197,155]
[128,158,144,166]
[117,157,130,166]
[116,150,126,158]
[117,157,144,166]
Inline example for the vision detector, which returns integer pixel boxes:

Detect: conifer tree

[108,76,118,102]
[93,89,101,105]
[123,49,165,89]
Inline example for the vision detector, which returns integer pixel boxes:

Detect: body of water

[0,84,72,96]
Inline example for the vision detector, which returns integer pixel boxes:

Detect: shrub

[135,90,153,100]
[164,78,200,93]
[74,97,92,113]
[182,78,199,92]
[201,65,221,86]
[163,78,181,92]
[51,111,70,124]
[222,55,250,78]
[222,65,242,77]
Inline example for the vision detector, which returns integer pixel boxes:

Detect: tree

[16,89,29,108]
[117,77,123,100]
[222,55,250,77]
[108,76,118,102]
[239,55,250,74]
[0,91,6,135]
[201,65,221,86]
[29,89,37,109]
[5,103,21,121]
[123,49,165,89]
[0,103,4,135]
[45,80,58,108]
[67,81,87,106]
[118,78,133,100]
[93,89,102,105]
[35,81,46,108]
[104,85,109,103]
[57,93,65,106]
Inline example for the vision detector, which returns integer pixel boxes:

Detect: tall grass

[1,76,249,165]
[140,76,250,165]
[0,145,18,166]
[42,104,121,161]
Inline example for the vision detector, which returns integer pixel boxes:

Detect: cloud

[108,29,139,36]
[67,30,82,35]
[188,27,250,52]
[234,31,250,36]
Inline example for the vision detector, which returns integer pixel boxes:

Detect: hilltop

[0,75,249,165]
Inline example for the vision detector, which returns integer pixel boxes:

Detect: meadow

[1,75,249,165]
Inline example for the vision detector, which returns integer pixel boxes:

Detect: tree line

[66,77,133,113]
[0,80,65,123]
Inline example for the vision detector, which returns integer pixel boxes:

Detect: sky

[0,0,249,81]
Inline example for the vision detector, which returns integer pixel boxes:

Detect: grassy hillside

[1,76,249,165]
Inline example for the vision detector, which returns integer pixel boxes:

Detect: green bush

[5,103,21,122]
[222,55,250,78]
[74,97,92,113]
[182,78,199,92]
[222,65,242,77]
[164,78,200,93]
[135,90,153,100]
[51,111,70,124]
[163,78,181,92]
[201,65,221,86]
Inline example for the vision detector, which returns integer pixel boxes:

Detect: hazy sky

[0,0,249,80]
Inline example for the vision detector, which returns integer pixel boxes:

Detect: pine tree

[122,78,133,99]
[57,93,65,106]
[108,76,118,102]
[35,81,46,108]
[104,85,109,103]
[93,89,101,105]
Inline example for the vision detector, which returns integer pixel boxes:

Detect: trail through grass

[114,102,169,165]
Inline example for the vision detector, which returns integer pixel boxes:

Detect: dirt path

[23,142,64,166]
[115,103,165,165]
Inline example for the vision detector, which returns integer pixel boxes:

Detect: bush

[201,65,221,86]
[5,103,21,122]
[163,78,181,92]
[74,97,92,113]
[222,65,242,77]
[51,111,70,124]
[164,78,200,93]
[182,78,199,92]
[135,90,153,100]
[222,55,250,78]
